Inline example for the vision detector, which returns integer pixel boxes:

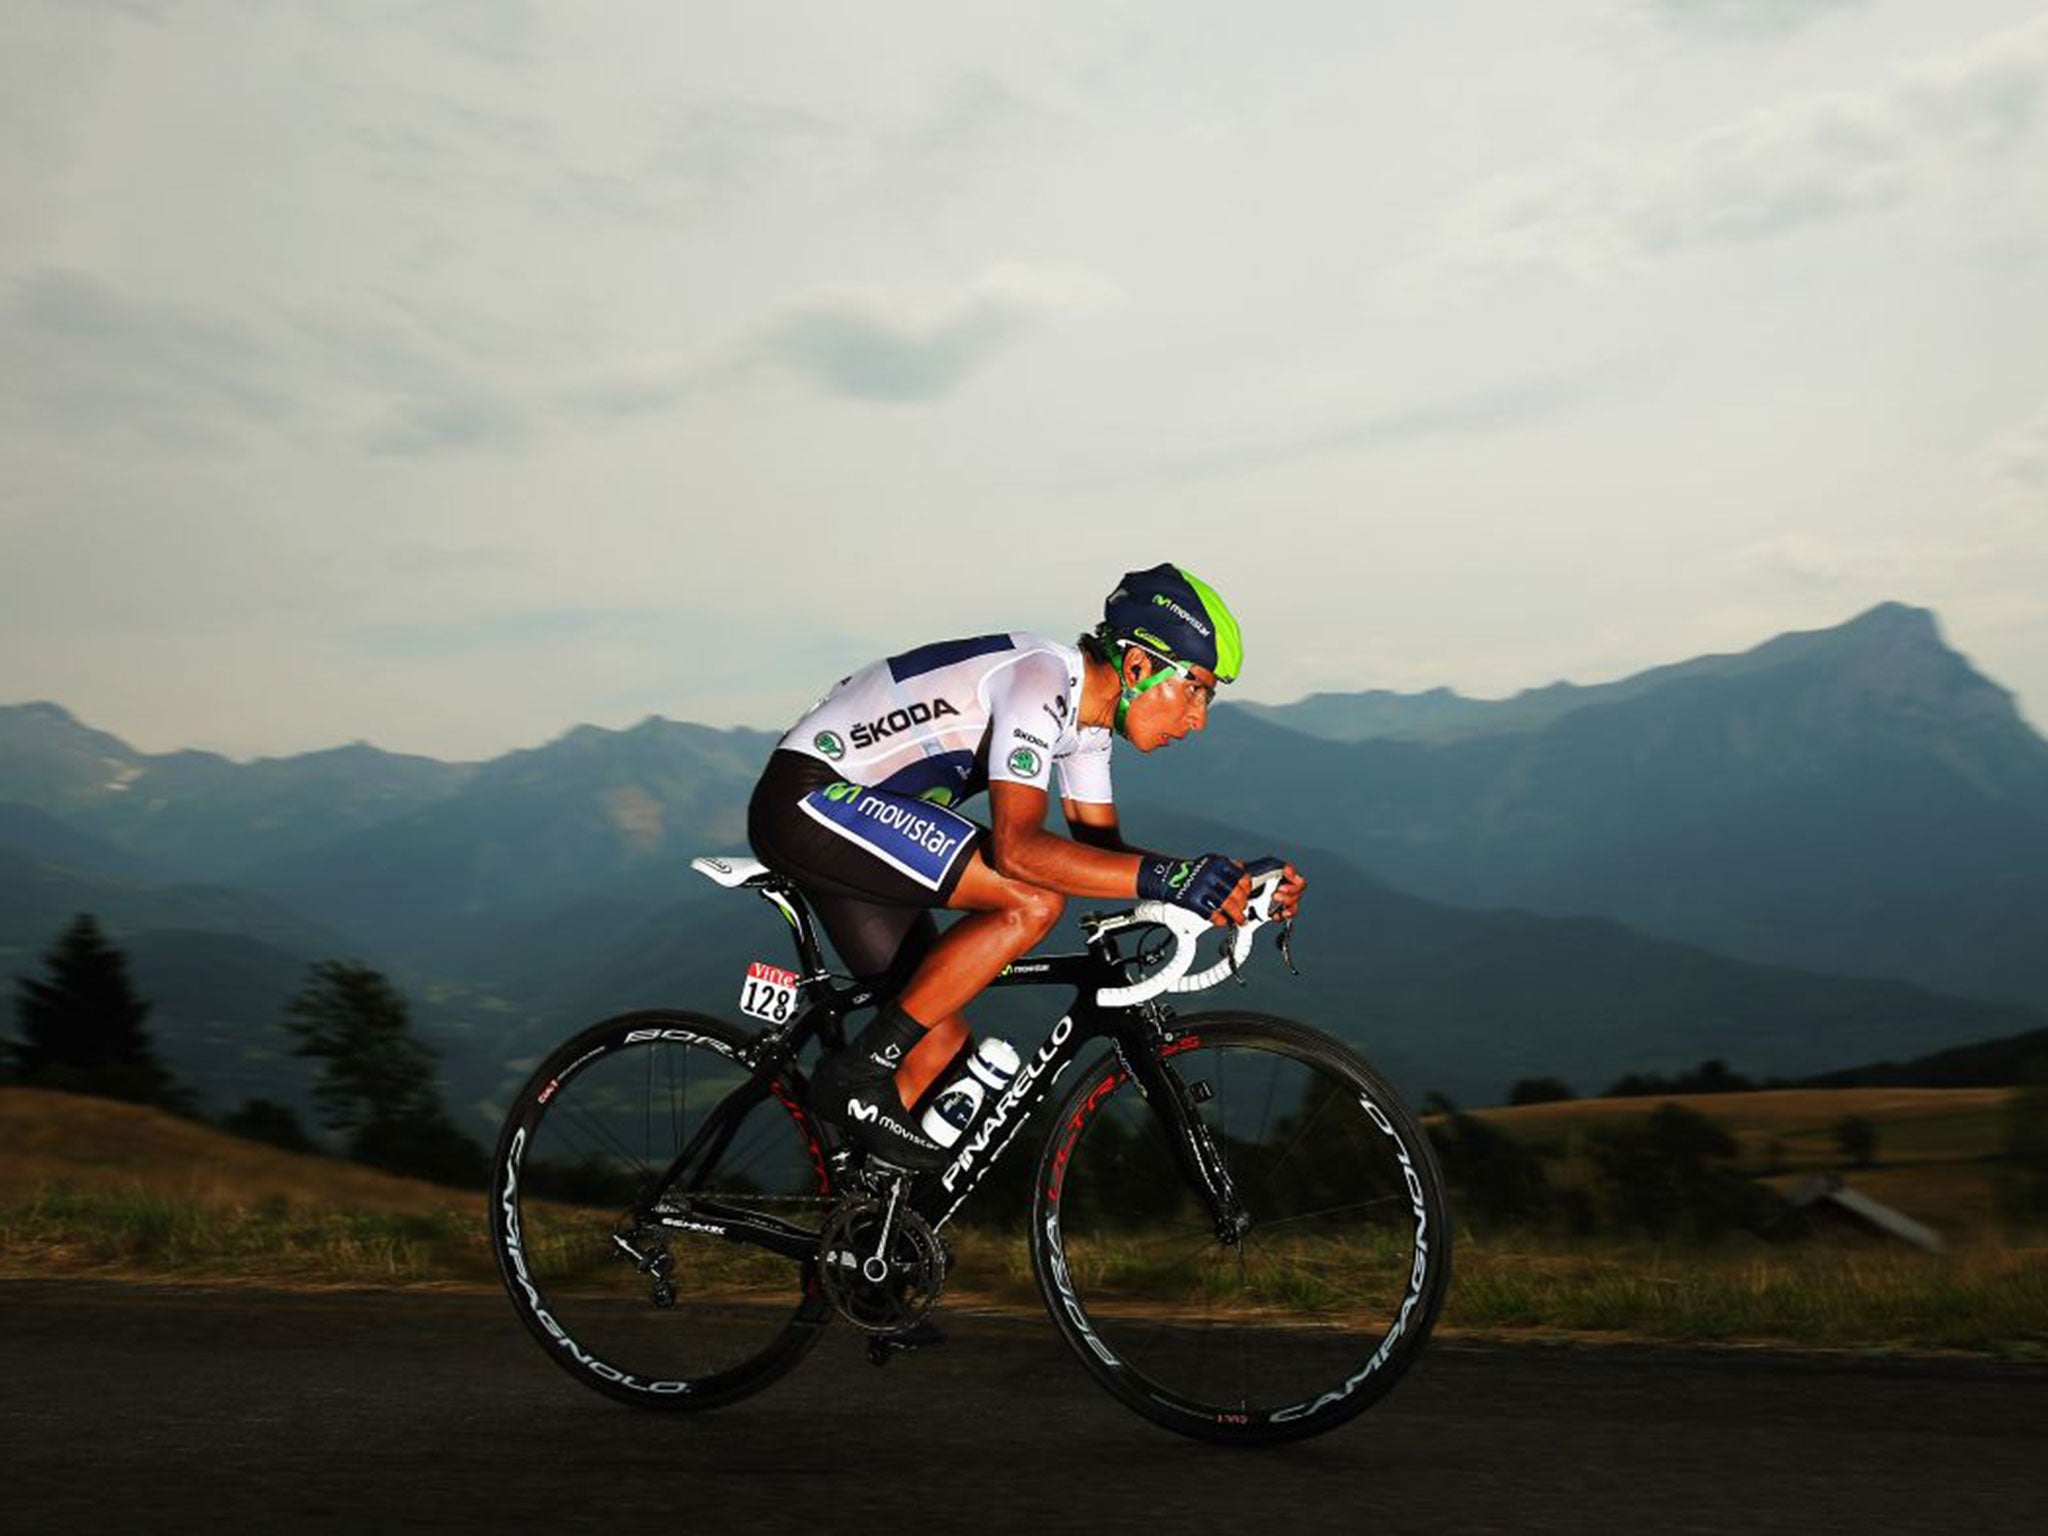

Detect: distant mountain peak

[1849,599,1936,628]
[1228,600,2041,751]
[1822,601,1943,650]
[14,701,80,723]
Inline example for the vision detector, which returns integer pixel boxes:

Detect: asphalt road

[4,1281,2042,1535]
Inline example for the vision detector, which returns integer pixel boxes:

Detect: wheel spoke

[493,1016,828,1411]
[1034,1021,1446,1444]
[1246,1195,1414,1234]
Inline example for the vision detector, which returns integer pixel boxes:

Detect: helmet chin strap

[1113,648,1180,738]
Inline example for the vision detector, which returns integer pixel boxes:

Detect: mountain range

[4,601,2044,1123]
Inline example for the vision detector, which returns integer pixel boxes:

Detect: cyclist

[747,563,1306,1169]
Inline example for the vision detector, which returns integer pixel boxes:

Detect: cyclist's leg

[797,851,1068,1106]
[747,755,989,1160]
[891,849,1064,1098]
[807,896,972,1104]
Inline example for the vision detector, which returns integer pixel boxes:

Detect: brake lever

[1274,918,1300,976]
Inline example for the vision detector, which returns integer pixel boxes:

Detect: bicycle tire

[1031,1012,1450,1445]
[490,1009,834,1410]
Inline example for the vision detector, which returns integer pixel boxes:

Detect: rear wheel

[1031,1013,1450,1445]
[490,1010,833,1409]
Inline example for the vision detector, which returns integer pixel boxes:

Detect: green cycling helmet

[1097,564,1243,733]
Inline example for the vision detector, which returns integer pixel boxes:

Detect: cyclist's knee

[1007,882,1064,942]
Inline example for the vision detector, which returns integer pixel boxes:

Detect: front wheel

[1031,1013,1450,1445]
[490,1009,834,1410]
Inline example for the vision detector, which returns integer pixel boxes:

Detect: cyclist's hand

[1138,853,1248,925]
[1213,868,1255,928]
[1244,857,1306,921]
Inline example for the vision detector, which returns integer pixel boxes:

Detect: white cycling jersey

[777,632,1113,808]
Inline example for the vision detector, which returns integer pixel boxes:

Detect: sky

[3,0,2045,761]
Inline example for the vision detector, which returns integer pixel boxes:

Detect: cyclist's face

[1126,657,1216,750]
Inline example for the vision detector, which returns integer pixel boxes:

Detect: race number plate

[739,960,800,1024]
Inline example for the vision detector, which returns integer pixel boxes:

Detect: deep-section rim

[1030,1011,1451,1445]
[490,1008,833,1410]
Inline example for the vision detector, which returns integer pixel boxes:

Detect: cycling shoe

[809,1046,950,1171]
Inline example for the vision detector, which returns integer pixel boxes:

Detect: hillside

[1240,602,2046,750]
[1140,603,2048,1008]
[241,716,777,956]
[8,601,2048,1126]
[0,1087,492,1288]
[1475,1086,2017,1236]
[0,703,473,879]
[0,1087,476,1215]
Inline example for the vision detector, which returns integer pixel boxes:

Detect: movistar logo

[1150,593,1212,637]
[1167,861,1194,891]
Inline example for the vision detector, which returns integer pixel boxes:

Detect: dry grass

[0,1183,497,1288]
[0,1087,481,1217]
[1445,1235,2048,1356]
[1483,1087,2011,1133]
[5,1086,2044,1356]
[1471,1086,2018,1237]
[0,1087,489,1286]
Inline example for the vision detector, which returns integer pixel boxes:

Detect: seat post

[750,875,828,976]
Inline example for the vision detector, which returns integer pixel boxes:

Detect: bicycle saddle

[689,854,786,890]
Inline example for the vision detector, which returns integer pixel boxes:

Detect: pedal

[866,1316,947,1367]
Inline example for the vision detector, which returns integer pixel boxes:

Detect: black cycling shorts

[747,750,987,979]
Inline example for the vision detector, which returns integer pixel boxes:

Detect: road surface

[4,1281,2041,1534]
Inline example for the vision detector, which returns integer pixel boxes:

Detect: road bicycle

[489,855,1450,1445]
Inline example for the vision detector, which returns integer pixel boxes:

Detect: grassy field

[3,1085,2042,1355]
[0,1087,494,1287]
[1472,1086,2020,1236]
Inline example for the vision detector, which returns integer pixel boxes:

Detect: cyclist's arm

[1064,799,1301,920]
[1062,798,1173,863]
[994,785,1252,927]
[988,781,1148,898]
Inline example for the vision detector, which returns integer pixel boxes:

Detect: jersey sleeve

[1056,729,1114,806]
[982,648,1075,796]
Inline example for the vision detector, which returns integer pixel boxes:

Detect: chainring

[817,1195,946,1334]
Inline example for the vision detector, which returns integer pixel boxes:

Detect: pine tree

[12,913,183,1107]
[284,961,484,1187]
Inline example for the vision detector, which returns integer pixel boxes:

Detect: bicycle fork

[1129,1040,1251,1244]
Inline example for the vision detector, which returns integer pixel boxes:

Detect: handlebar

[1089,867,1292,1007]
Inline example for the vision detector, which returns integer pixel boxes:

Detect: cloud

[649,96,841,200]
[365,392,525,455]
[1124,375,1597,489]
[404,0,539,66]
[352,608,623,659]
[1979,405,2048,498]
[0,264,531,455]
[758,264,1119,403]
[1720,531,1907,592]
[1418,13,2048,286]
[381,542,527,577]
[1646,0,1866,41]
[1718,408,2048,611]
[0,268,296,441]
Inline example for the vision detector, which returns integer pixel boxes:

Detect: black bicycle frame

[639,875,1244,1252]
